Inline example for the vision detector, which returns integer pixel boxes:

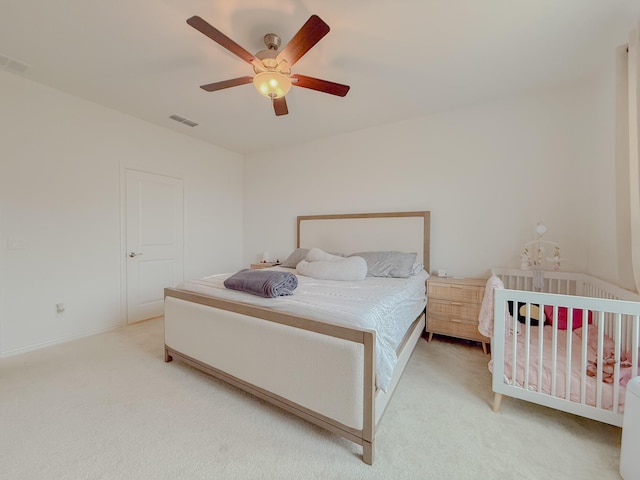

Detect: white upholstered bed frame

[163,211,431,464]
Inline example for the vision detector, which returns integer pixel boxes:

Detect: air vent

[169,114,198,127]
[0,53,28,74]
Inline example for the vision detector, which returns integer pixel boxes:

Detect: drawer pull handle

[450,318,463,323]
[450,302,463,306]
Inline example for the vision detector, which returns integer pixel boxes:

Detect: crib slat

[596,312,605,409]
[511,304,518,385]
[551,306,559,397]
[565,307,573,400]
[632,316,639,395]
[537,303,545,392]
[524,303,531,389]
[580,310,588,405]
[612,313,622,414]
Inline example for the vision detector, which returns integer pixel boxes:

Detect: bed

[482,268,640,426]
[163,211,431,464]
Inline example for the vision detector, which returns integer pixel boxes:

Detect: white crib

[490,268,640,426]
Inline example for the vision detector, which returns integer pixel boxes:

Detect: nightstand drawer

[427,316,480,340]
[426,276,488,354]
[427,283,484,304]
[428,298,481,321]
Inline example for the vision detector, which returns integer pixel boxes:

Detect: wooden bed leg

[362,440,374,465]
[427,332,433,342]
[164,348,173,363]
[492,393,503,413]
[481,342,488,355]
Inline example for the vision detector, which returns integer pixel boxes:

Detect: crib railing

[493,268,640,299]
[490,269,640,426]
[493,269,640,352]
[495,269,579,294]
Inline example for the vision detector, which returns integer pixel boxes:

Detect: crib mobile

[519,223,566,290]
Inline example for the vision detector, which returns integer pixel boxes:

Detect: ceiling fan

[187,14,350,116]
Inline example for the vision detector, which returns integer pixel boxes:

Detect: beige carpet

[0,318,623,479]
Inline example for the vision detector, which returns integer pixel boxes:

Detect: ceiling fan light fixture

[188,15,349,115]
[253,71,291,99]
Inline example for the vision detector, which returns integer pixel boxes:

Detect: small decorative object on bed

[163,211,430,464]
[223,268,298,297]
[481,268,640,426]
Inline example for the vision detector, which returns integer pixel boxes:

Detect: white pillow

[296,256,367,281]
[305,248,345,263]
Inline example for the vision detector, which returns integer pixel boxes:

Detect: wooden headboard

[297,211,431,273]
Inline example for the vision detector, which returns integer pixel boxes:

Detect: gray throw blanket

[223,269,298,298]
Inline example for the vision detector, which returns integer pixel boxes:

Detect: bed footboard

[162,287,426,464]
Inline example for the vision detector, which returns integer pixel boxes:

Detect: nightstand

[426,276,489,354]
[250,262,278,269]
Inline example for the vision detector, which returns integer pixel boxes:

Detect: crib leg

[492,393,503,413]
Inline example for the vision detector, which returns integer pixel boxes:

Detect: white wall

[243,83,609,280]
[584,47,636,291]
[2,29,635,357]
[0,71,244,356]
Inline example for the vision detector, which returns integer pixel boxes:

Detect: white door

[125,169,184,323]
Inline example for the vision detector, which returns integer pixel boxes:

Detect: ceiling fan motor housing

[263,33,281,51]
[254,49,289,75]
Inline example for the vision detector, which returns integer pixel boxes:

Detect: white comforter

[175,268,428,391]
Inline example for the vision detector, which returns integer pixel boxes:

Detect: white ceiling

[1,0,639,154]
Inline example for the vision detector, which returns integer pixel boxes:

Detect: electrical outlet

[56,303,65,314]
[7,238,27,249]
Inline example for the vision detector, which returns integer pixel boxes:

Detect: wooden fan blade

[291,74,350,97]
[200,76,253,92]
[273,96,289,116]
[187,16,262,69]
[276,15,330,67]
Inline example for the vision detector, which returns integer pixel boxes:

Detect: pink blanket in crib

[493,324,638,411]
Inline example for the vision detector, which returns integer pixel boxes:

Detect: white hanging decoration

[519,223,565,272]
[519,223,565,291]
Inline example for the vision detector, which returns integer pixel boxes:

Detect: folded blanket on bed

[223,269,298,298]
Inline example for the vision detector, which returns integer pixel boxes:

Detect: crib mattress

[492,323,633,412]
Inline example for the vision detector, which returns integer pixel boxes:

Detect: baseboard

[0,321,124,358]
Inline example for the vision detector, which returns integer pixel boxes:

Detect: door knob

[128,252,143,258]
